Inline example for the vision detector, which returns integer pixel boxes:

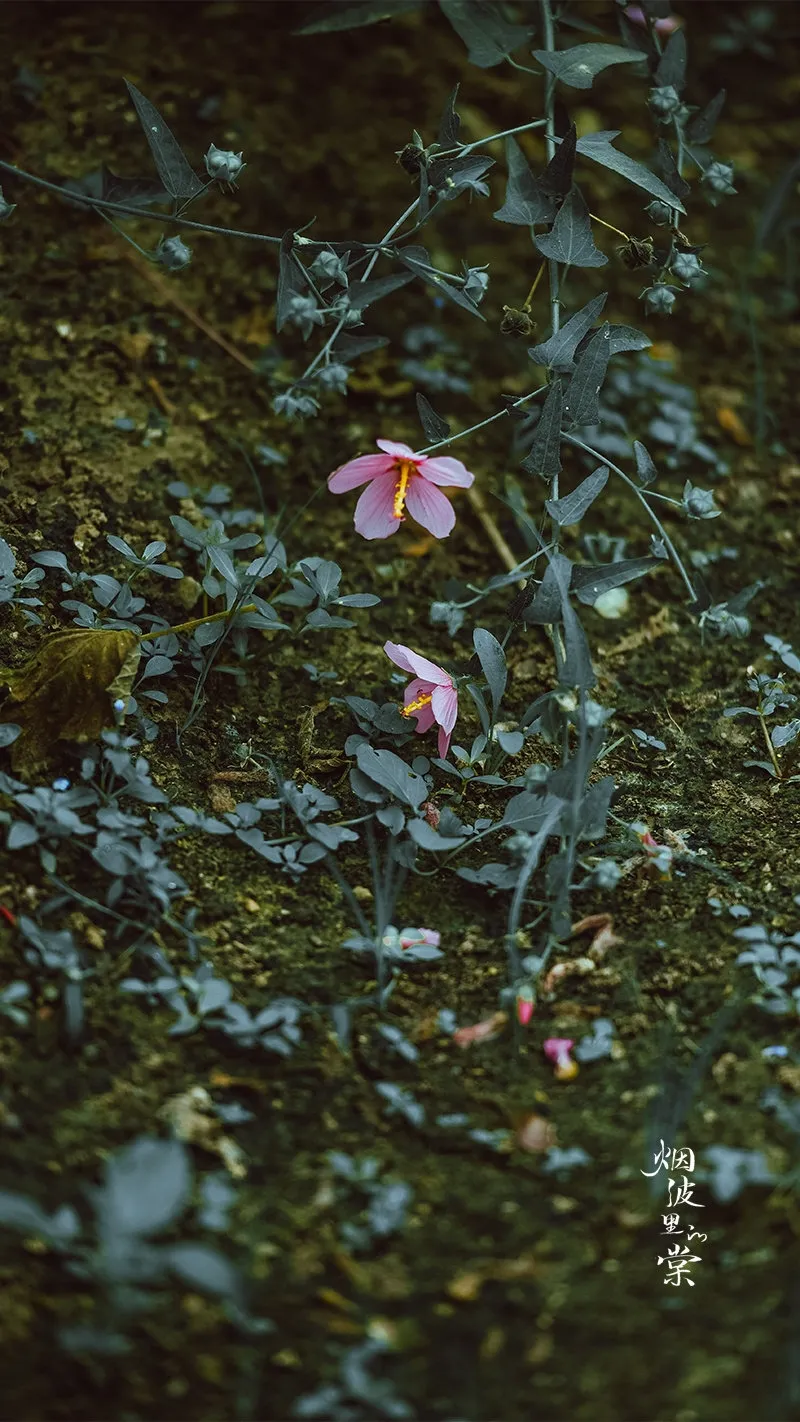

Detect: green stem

[0,157,281,243]
[416,385,546,456]
[137,603,258,643]
[562,433,697,602]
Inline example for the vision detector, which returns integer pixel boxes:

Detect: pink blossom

[399,927,441,951]
[453,1011,507,1049]
[543,1037,578,1081]
[327,438,474,541]
[384,641,459,758]
[516,985,535,1027]
[624,5,680,34]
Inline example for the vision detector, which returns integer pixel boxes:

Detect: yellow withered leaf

[0,628,141,774]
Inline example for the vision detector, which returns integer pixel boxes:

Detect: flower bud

[462,264,489,306]
[0,187,17,222]
[641,283,677,315]
[682,481,720,519]
[316,362,349,395]
[646,199,673,226]
[617,236,654,270]
[500,306,535,338]
[286,294,324,339]
[671,251,706,287]
[204,143,245,186]
[158,236,192,271]
[648,85,680,119]
[310,250,349,288]
[703,161,736,197]
[395,136,426,176]
[272,390,320,420]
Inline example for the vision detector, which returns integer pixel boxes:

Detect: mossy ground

[0,3,799,1419]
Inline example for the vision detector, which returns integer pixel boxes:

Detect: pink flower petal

[384,641,417,675]
[353,476,401,540]
[420,454,475,488]
[398,648,451,685]
[405,478,456,538]
[411,703,436,735]
[437,723,453,759]
[328,452,393,493]
[376,438,418,461]
[403,675,432,703]
[431,683,458,736]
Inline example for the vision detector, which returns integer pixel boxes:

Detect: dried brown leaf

[0,628,141,773]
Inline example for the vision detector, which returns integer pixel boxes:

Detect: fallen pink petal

[399,927,441,951]
[516,987,535,1027]
[384,640,459,758]
[327,438,474,541]
[543,1037,578,1081]
[453,1011,508,1049]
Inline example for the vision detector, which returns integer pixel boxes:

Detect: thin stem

[563,433,697,602]
[416,385,547,456]
[299,199,419,383]
[539,0,561,346]
[590,212,629,242]
[137,603,257,643]
[323,853,372,936]
[522,260,547,310]
[0,158,281,243]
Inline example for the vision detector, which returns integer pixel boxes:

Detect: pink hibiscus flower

[384,640,458,759]
[327,438,474,540]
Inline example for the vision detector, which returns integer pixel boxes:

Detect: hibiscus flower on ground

[384,640,459,758]
[328,438,474,540]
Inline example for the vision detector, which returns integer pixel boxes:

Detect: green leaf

[438,0,530,67]
[576,130,686,213]
[532,42,645,90]
[535,189,607,268]
[407,817,465,851]
[521,378,563,481]
[655,29,687,93]
[355,744,428,809]
[528,292,608,371]
[564,323,611,425]
[571,556,661,605]
[686,88,726,145]
[633,440,658,487]
[296,0,422,33]
[347,272,415,310]
[416,392,450,443]
[546,465,608,526]
[473,627,506,719]
[124,81,204,204]
[397,245,485,319]
[493,136,556,226]
[540,124,577,196]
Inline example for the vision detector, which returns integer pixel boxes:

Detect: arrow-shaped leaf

[535,188,607,268]
[416,392,450,442]
[576,130,686,213]
[521,378,563,481]
[493,136,556,226]
[124,80,204,203]
[528,292,608,371]
[546,465,608,526]
[532,42,645,90]
[564,322,611,425]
